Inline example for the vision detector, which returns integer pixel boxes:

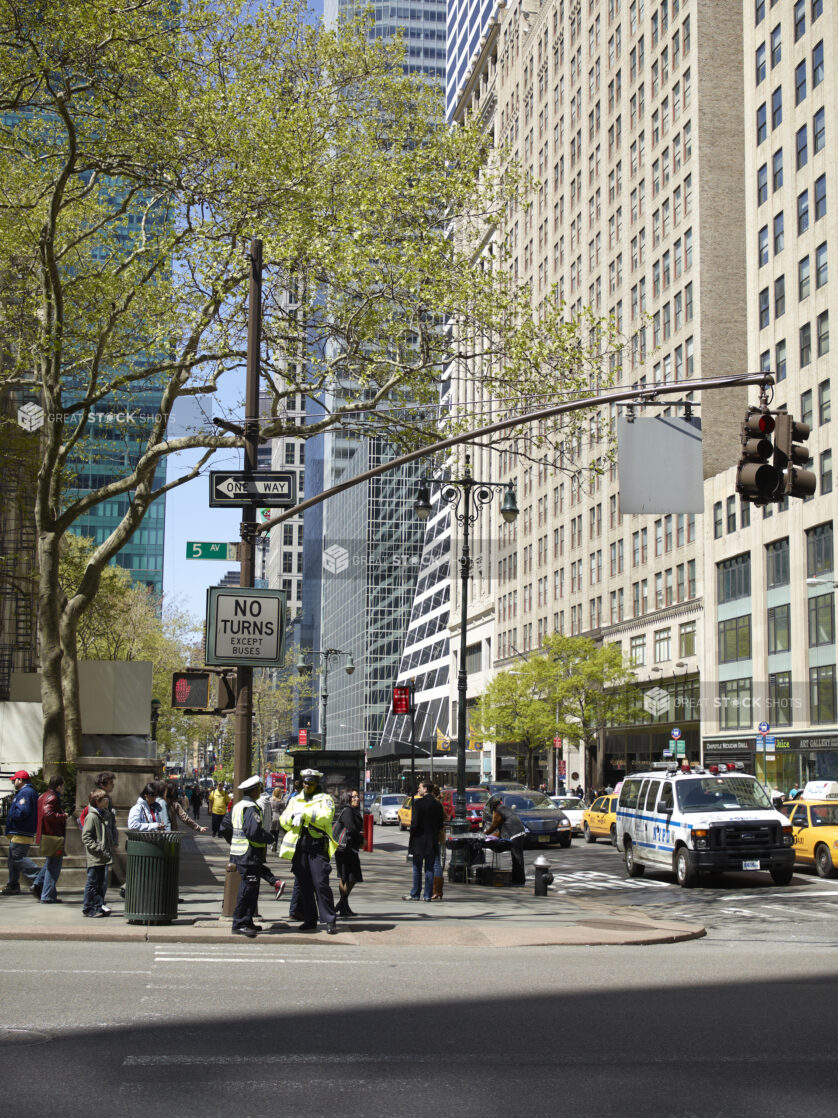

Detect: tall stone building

[703,0,836,786]
[452,0,754,786]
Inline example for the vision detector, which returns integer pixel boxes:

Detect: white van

[616,764,795,888]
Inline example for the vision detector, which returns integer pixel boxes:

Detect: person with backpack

[2,771,39,896]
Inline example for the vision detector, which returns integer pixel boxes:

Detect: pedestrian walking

[32,775,68,904]
[485,794,527,885]
[404,780,445,902]
[190,786,202,820]
[279,769,338,934]
[81,788,113,917]
[230,775,283,939]
[429,784,447,901]
[333,789,364,917]
[268,787,284,853]
[208,782,231,837]
[164,783,208,834]
[2,771,40,896]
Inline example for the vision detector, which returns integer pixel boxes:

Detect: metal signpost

[758,722,771,786]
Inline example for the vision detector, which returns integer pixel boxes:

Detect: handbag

[334,826,350,851]
[40,834,64,857]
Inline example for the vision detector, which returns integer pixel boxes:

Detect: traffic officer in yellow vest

[230,775,281,939]
[279,768,338,934]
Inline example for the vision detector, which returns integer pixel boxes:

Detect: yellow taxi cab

[398,797,413,830]
[582,794,620,846]
[781,799,838,878]
[398,792,456,830]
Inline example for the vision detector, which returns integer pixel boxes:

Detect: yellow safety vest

[278,791,337,861]
[229,798,266,859]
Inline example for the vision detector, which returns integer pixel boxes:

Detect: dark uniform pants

[232,866,260,930]
[292,846,336,926]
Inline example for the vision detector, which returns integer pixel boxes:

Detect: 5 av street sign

[209,471,297,508]
[186,542,238,561]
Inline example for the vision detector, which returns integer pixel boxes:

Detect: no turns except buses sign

[205,587,287,666]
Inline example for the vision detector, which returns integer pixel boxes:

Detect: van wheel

[610,824,618,848]
[583,823,595,844]
[815,845,836,879]
[675,847,697,888]
[770,865,794,886]
[624,840,645,878]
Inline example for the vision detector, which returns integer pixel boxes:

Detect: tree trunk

[59,605,82,764]
[38,532,65,773]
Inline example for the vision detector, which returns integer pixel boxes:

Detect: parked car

[480,781,526,796]
[371,793,406,825]
[549,795,585,834]
[582,794,620,845]
[363,791,376,813]
[483,789,572,848]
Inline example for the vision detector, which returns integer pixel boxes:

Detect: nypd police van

[616,763,795,888]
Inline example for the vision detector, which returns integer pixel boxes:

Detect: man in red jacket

[31,776,68,904]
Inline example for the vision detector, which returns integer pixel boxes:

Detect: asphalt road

[3,828,838,1118]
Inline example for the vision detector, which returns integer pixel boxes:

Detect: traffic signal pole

[223,238,262,918]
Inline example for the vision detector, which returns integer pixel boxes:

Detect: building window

[713,501,723,539]
[719,616,752,663]
[726,495,737,534]
[770,23,782,67]
[465,643,482,674]
[719,679,753,730]
[812,40,824,87]
[759,287,770,328]
[799,255,811,300]
[755,42,766,84]
[795,60,807,105]
[771,86,782,129]
[768,672,793,727]
[717,554,751,604]
[758,226,769,266]
[813,107,825,153]
[766,538,790,588]
[775,338,787,380]
[817,310,829,356]
[814,174,827,221]
[767,603,791,654]
[773,147,783,191]
[757,164,768,205]
[654,628,671,663]
[806,523,834,577]
[756,103,767,144]
[816,242,828,289]
[800,321,812,366]
[794,0,806,40]
[810,665,836,724]
[774,211,784,253]
[819,378,831,423]
[796,125,808,169]
[630,634,646,667]
[798,189,809,233]
[808,592,835,647]
[774,275,785,318]
[679,621,696,658]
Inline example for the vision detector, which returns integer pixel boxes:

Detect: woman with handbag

[32,776,68,904]
[333,789,364,917]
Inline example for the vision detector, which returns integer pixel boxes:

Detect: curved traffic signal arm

[736,406,780,504]
[773,412,817,499]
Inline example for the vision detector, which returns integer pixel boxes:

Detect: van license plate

[742,860,760,870]
[539,835,550,843]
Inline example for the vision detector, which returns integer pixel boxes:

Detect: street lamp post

[415,453,518,880]
[295,649,355,752]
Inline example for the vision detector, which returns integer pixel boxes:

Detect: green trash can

[124,830,183,925]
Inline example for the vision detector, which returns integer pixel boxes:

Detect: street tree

[0,0,623,771]
[473,666,555,786]
[529,634,639,788]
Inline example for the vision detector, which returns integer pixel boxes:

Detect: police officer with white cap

[230,775,280,938]
[279,768,338,934]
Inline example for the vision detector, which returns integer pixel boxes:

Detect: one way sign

[209,471,297,508]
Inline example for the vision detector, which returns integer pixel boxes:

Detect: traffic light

[171,670,237,714]
[736,406,780,504]
[773,412,817,499]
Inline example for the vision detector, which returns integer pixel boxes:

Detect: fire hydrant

[533,854,554,896]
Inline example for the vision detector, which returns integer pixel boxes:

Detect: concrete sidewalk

[0,831,705,947]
